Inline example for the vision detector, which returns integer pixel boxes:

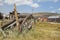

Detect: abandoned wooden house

[48,16,60,23]
[9,11,20,20]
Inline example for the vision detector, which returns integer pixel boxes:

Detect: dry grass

[0,20,60,40]
[0,19,13,27]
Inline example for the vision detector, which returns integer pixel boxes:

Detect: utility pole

[14,4,20,31]
[55,12,57,22]
[32,8,34,14]
[32,8,35,23]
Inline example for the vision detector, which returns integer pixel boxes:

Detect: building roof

[48,16,60,18]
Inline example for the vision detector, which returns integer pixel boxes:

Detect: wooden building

[9,11,20,20]
[48,16,60,23]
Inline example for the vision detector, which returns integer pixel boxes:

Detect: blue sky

[0,0,60,14]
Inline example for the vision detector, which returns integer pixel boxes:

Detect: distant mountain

[32,12,60,17]
[20,12,60,17]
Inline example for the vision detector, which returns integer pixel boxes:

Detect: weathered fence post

[14,4,20,32]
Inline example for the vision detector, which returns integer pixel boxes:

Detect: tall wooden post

[14,4,20,31]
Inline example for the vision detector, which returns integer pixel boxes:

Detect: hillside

[32,12,60,17]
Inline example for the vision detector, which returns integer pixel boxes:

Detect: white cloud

[4,0,14,5]
[58,8,60,11]
[53,0,58,3]
[0,0,2,2]
[4,0,39,8]
[0,3,3,6]
[38,0,58,3]
[51,11,56,13]
[4,0,32,5]
[31,3,39,8]
[0,0,3,6]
